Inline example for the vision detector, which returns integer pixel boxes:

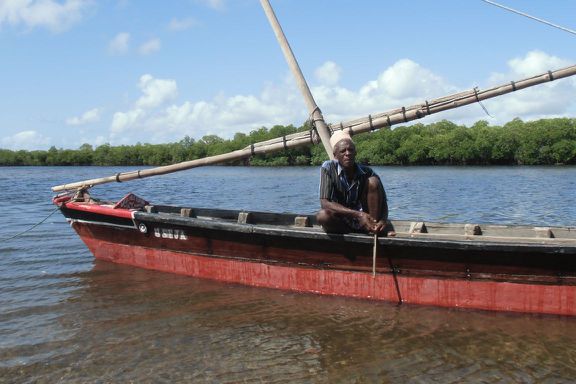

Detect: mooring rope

[0,206,61,243]
[388,252,403,306]
[372,234,378,277]
[373,233,402,305]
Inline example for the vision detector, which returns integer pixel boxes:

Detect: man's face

[334,139,356,169]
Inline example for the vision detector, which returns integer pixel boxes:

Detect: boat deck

[140,204,576,251]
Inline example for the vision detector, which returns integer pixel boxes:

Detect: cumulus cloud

[107,72,298,144]
[111,108,144,135]
[311,58,457,124]
[314,52,576,128]
[109,74,178,138]
[105,51,576,145]
[66,108,101,126]
[108,32,130,54]
[507,50,569,78]
[481,50,575,124]
[139,38,161,55]
[314,61,341,86]
[168,17,199,31]
[0,0,91,32]
[136,74,178,109]
[1,130,50,150]
[378,59,449,99]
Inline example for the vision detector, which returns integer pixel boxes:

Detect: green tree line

[1,118,576,166]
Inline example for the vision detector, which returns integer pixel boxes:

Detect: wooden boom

[51,64,576,192]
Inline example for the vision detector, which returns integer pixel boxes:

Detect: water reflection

[3,260,575,382]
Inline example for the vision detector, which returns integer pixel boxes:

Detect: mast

[259,0,334,159]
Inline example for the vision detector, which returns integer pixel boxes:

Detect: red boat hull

[73,222,576,316]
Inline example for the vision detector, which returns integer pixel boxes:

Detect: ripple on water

[1,166,576,383]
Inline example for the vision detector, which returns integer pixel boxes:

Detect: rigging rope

[474,87,493,117]
[481,0,576,36]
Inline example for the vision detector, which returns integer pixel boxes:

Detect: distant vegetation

[1,118,576,166]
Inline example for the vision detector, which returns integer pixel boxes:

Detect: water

[0,166,575,383]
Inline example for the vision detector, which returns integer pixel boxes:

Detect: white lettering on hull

[153,227,188,240]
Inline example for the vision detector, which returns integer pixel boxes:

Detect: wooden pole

[51,64,576,192]
[51,133,315,192]
[259,0,334,159]
[332,65,576,138]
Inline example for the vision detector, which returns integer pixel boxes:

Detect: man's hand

[357,212,376,233]
[359,214,396,236]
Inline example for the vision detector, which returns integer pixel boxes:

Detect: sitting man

[316,130,395,235]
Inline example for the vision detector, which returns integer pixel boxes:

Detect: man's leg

[363,176,388,222]
[316,209,352,233]
[363,176,395,236]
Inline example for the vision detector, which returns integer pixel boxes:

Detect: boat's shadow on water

[14,260,570,383]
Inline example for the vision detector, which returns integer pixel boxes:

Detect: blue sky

[1,0,575,150]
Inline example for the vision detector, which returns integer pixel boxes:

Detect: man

[316,130,394,235]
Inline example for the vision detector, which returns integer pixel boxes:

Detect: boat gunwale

[133,208,576,255]
[57,199,576,254]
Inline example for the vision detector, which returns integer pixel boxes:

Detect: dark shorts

[342,216,363,232]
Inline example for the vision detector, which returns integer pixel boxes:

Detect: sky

[1,0,576,151]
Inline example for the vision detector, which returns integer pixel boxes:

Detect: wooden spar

[259,0,334,159]
[51,133,316,192]
[51,64,576,192]
[334,65,576,138]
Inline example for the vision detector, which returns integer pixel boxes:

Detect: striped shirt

[319,160,380,210]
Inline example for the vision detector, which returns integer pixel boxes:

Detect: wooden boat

[52,1,576,315]
[52,192,576,316]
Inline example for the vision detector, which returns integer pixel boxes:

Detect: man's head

[329,130,351,149]
[330,130,356,169]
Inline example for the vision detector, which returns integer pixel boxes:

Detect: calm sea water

[0,165,575,383]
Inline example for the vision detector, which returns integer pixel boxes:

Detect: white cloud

[313,52,576,128]
[111,108,144,135]
[107,72,298,144]
[109,32,130,54]
[314,61,341,86]
[138,38,161,55]
[377,59,449,100]
[66,108,101,126]
[507,50,569,78]
[136,74,178,109]
[1,130,50,150]
[481,50,575,124]
[310,58,456,124]
[0,0,91,32]
[109,35,161,57]
[108,74,178,138]
[104,51,576,145]
[196,0,224,11]
[168,17,198,31]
